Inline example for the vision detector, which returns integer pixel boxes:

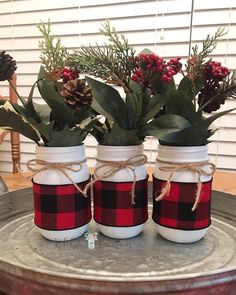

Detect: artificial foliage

[0,21,95,147]
[69,23,236,146]
[68,21,136,93]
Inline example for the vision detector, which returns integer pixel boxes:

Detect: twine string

[155,159,216,211]
[83,154,147,204]
[27,159,87,196]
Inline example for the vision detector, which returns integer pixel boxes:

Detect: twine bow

[155,159,216,211]
[84,154,147,204]
[27,159,88,197]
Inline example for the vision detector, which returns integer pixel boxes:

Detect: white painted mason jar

[32,145,91,241]
[152,144,213,243]
[93,145,148,239]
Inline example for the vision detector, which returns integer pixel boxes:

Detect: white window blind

[0,0,235,172]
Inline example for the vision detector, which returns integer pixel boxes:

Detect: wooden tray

[0,188,235,294]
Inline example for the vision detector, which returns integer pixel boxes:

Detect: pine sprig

[100,20,132,55]
[186,28,226,82]
[38,20,68,81]
[67,20,136,92]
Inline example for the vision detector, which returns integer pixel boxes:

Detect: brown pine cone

[60,79,92,111]
[0,51,17,81]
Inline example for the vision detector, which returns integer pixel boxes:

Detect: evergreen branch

[67,20,136,92]
[194,28,225,62]
[38,20,68,80]
[186,28,226,79]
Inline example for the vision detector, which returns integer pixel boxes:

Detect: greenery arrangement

[0,21,95,147]
[68,22,236,146]
[1,21,235,148]
[68,21,189,145]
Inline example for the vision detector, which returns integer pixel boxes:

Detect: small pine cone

[0,51,17,81]
[198,84,226,113]
[60,79,92,111]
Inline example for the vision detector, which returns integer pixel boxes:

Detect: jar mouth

[36,144,84,154]
[158,144,208,153]
[98,144,143,148]
[96,144,144,161]
[157,144,209,163]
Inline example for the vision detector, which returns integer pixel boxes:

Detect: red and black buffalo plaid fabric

[94,178,148,227]
[152,176,212,230]
[33,178,91,230]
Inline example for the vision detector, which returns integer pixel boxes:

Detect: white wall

[0,0,236,172]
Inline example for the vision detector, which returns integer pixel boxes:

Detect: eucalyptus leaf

[25,79,43,123]
[178,76,194,99]
[164,89,196,123]
[36,123,84,147]
[148,113,191,129]
[86,76,129,129]
[125,91,146,129]
[202,108,236,129]
[159,126,211,146]
[33,103,51,124]
[103,123,141,146]
[141,92,171,124]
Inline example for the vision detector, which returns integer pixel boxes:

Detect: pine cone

[0,51,17,81]
[60,79,92,111]
[198,87,226,113]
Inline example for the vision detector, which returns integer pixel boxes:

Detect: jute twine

[27,159,88,197]
[155,159,216,211]
[83,154,148,205]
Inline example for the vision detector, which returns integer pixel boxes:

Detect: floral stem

[8,79,27,107]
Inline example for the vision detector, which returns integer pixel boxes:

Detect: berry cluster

[61,67,80,83]
[131,53,182,86]
[203,61,229,81]
[198,61,229,113]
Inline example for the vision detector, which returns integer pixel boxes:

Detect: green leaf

[202,108,236,129]
[37,66,77,128]
[76,117,98,141]
[151,73,175,94]
[178,76,194,99]
[159,126,211,146]
[0,102,40,143]
[164,89,197,123]
[33,103,51,124]
[43,124,84,147]
[141,92,171,124]
[103,123,141,145]
[90,121,109,145]
[139,114,191,140]
[86,76,129,129]
[125,90,149,129]
[25,79,43,123]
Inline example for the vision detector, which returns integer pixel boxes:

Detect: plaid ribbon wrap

[152,176,212,230]
[33,178,91,230]
[94,178,148,227]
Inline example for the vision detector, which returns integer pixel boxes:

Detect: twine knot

[85,154,147,204]
[155,159,216,211]
[27,159,88,197]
